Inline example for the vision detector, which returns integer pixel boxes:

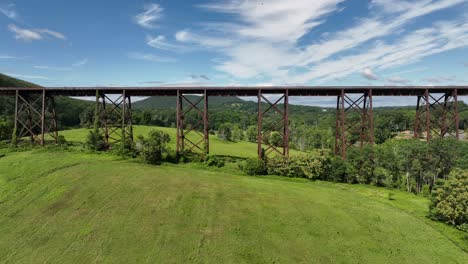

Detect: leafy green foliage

[239,158,267,175]
[269,132,282,147]
[217,123,232,141]
[430,169,468,227]
[205,155,225,168]
[135,129,170,165]
[266,150,332,179]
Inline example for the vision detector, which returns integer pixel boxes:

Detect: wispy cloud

[34,65,72,71]
[386,76,411,84]
[146,35,188,52]
[127,52,176,62]
[361,68,379,81]
[0,54,16,59]
[0,4,17,20]
[134,3,163,29]
[72,58,88,67]
[175,0,468,84]
[189,74,210,81]
[4,72,50,80]
[8,24,66,41]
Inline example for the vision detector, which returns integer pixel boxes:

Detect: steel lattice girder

[13,90,58,145]
[414,89,459,141]
[96,90,133,147]
[176,90,209,155]
[334,89,374,159]
[257,90,289,159]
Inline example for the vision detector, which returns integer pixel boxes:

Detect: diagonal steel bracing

[335,89,374,159]
[13,90,58,145]
[96,90,133,148]
[414,89,460,141]
[257,90,289,159]
[176,90,209,155]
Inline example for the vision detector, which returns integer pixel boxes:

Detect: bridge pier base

[257,89,289,159]
[13,90,58,145]
[334,89,374,159]
[95,90,133,148]
[176,89,209,156]
[414,89,459,141]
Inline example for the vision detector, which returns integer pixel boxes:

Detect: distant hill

[0,73,93,129]
[0,73,41,88]
[133,95,247,110]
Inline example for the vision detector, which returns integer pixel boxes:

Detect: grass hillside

[0,150,466,263]
[55,125,301,158]
[0,73,41,88]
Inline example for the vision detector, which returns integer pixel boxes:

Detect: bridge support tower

[257,89,289,159]
[176,89,209,156]
[334,89,374,159]
[95,90,133,148]
[13,90,58,145]
[414,89,460,142]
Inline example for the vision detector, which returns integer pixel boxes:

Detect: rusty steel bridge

[1,86,467,159]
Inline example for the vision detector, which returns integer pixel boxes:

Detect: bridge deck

[0,86,467,97]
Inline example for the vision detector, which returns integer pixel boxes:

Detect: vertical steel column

[257,89,263,159]
[368,89,374,145]
[424,89,430,142]
[41,90,46,145]
[414,95,421,139]
[454,89,460,140]
[176,90,182,154]
[283,89,289,157]
[204,89,209,154]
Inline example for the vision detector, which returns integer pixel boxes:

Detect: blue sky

[0,0,468,105]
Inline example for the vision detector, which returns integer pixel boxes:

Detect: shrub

[115,136,137,158]
[135,129,170,165]
[266,150,332,179]
[269,132,282,147]
[429,169,468,227]
[240,158,267,176]
[86,129,106,151]
[205,155,225,168]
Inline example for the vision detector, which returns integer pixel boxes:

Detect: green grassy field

[56,125,301,158]
[0,149,466,263]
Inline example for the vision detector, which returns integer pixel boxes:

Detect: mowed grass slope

[56,125,301,158]
[0,150,466,263]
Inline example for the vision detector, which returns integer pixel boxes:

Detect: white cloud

[72,58,88,67]
[8,24,65,41]
[127,52,176,62]
[135,3,163,29]
[0,4,17,19]
[361,68,379,81]
[185,0,467,84]
[200,0,345,43]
